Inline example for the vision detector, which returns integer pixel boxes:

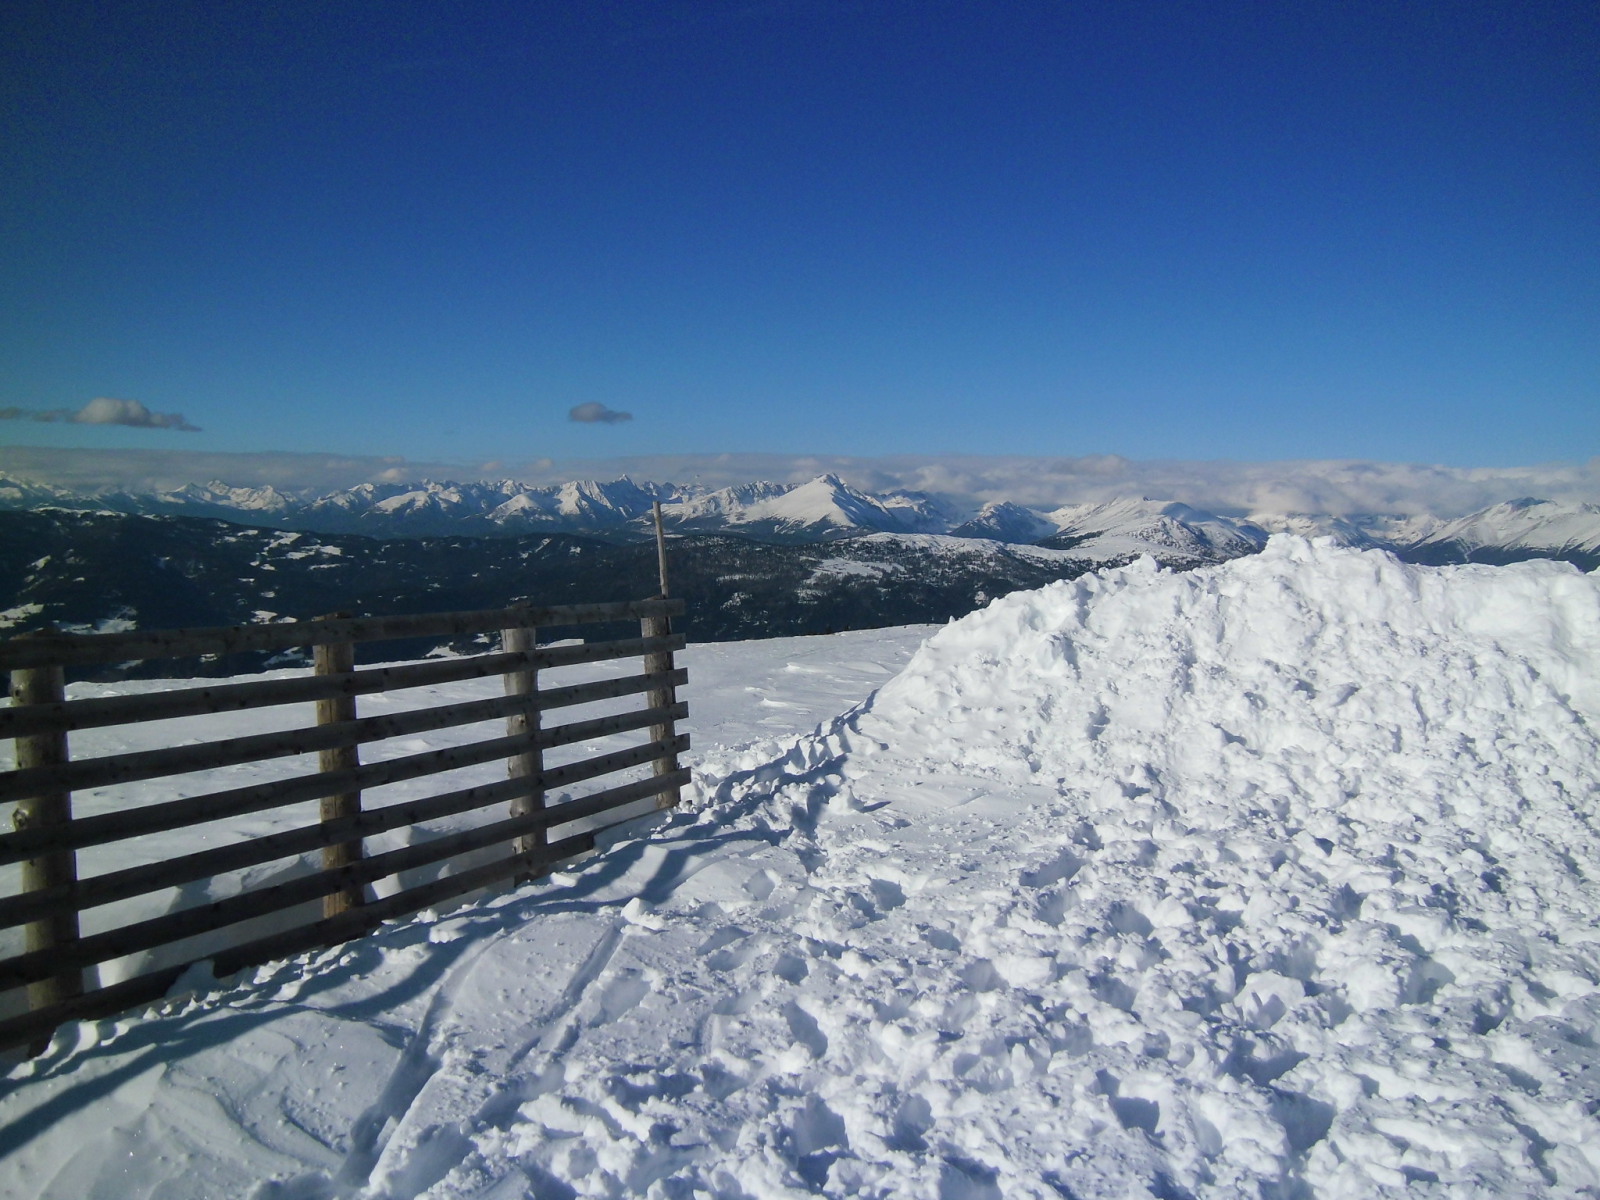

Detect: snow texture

[3,538,1600,1198]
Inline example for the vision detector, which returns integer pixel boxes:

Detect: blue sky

[2,0,1595,476]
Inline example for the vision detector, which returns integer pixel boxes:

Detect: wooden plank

[0,776,523,929]
[0,736,690,930]
[526,765,694,833]
[0,825,606,1056]
[0,731,535,865]
[0,769,692,990]
[0,691,536,804]
[0,964,189,1058]
[0,701,689,864]
[315,638,363,917]
[0,591,692,1057]
[10,662,82,1035]
[0,649,540,739]
[642,612,684,811]
[0,645,684,744]
[533,633,685,671]
[535,666,687,713]
[653,501,671,595]
[645,506,683,810]
[0,638,685,801]
[503,626,544,867]
[539,734,690,793]
[0,598,684,670]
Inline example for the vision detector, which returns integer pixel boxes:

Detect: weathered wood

[642,614,684,810]
[0,774,524,929]
[0,587,694,1057]
[0,823,606,1056]
[654,500,671,596]
[315,637,362,917]
[0,768,691,991]
[0,648,538,739]
[0,598,684,671]
[197,765,688,985]
[0,639,686,802]
[535,632,684,671]
[536,666,687,714]
[0,700,689,864]
[0,963,191,1058]
[9,662,82,1033]
[647,500,683,808]
[0,730,535,867]
[0,635,686,743]
[0,689,531,803]
[503,626,545,872]
[0,659,685,746]
[528,762,693,833]
[0,736,690,930]
[539,734,690,794]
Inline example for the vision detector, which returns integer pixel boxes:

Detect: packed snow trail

[3,538,1600,1197]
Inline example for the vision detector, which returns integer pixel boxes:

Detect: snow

[0,604,44,631]
[4,539,1600,1197]
[1043,498,1266,563]
[1413,498,1600,558]
[661,475,946,538]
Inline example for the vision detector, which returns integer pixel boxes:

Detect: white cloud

[568,402,632,424]
[0,398,200,431]
[74,396,200,431]
[0,447,459,494]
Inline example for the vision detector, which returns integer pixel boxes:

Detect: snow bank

[690,537,1600,1196]
[3,538,1598,1198]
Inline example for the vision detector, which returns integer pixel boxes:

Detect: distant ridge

[2,470,1598,568]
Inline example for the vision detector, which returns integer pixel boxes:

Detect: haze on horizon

[1,1,1595,475]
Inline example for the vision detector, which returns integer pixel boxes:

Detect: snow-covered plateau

[3,537,1600,1198]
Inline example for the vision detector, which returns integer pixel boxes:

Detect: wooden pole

[502,624,545,876]
[653,500,671,598]
[314,636,363,916]
[10,658,82,1052]
[644,502,683,809]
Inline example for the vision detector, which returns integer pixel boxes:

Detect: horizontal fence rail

[0,596,688,1055]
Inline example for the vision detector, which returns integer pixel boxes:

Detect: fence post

[502,623,545,877]
[10,657,83,1049]
[314,634,363,917]
[645,502,683,809]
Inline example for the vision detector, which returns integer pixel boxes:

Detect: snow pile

[3,538,1599,1198]
[816,537,1600,1193]
[669,537,1600,1196]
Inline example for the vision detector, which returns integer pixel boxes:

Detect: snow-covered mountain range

[4,470,1599,568]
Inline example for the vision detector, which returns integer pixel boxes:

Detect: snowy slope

[663,474,949,541]
[1042,498,1268,564]
[2,541,1600,1198]
[948,500,1058,544]
[659,480,793,527]
[1409,497,1600,565]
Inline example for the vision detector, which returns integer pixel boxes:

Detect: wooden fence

[0,595,687,1055]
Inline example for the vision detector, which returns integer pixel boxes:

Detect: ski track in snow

[3,538,1600,1197]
